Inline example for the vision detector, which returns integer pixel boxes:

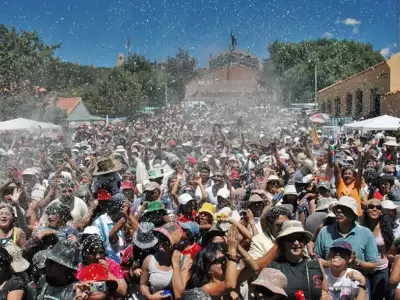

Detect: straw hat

[275,220,313,243]
[92,157,122,176]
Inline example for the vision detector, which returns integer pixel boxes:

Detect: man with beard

[40,177,88,226]
[36,240,80,300]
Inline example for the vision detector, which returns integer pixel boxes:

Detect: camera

[89,281,107,293]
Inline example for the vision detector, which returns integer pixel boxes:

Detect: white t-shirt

[40,197,88,225]
[325,268,361,300]
[205,184,234,205]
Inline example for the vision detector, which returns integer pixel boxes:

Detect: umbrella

[309,113,330,124]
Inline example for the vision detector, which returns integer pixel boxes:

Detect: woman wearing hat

[0,246,24,300]
[258,221,328,299]
[121,222,159,299]
[140,222,188,300]
[78,234,128,297]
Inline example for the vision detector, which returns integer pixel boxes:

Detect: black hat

[46,240,80,270]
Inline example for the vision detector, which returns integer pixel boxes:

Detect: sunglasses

[213,174,224,178]
[212,256,227,265]
[368,204,382,210]
[284,234,307,243]
[269,181,280,185]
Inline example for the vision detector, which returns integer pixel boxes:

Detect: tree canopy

[262,39,385,103]
[0,24,198,121]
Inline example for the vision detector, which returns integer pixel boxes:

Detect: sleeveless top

[148,255,173,293]
[0,228,17,247]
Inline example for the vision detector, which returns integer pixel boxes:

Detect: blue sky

[0,0,397,67]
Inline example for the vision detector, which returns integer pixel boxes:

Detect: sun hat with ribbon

[133,222,159,249]
[275,220,313,243]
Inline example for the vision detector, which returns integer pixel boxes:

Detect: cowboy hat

[92,157,122,176]
[46,240,80,270]
[133,222,159,249]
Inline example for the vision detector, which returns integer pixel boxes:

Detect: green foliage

[165,48,197,102]
[263,39,385,103]
[84,68,147,118]
[0,24,59,92]
[0,24,197,120]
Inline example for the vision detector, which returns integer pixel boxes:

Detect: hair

[186,243,224,290]
[45,203,73,224]
[361,207,394,251]
[81,234,105,265]
[200,165,211,173]
[341,167,356,178]
[264,206,292,239]
[0,246,14,279]
[379,174,395,186]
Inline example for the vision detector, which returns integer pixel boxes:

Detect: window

[327,100,332,114]
[355,90,363,118]
[334,97,341,117]
[371,88,380,116]
[321,102,326,113]
[346,93,352,116]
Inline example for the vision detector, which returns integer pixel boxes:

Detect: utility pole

[127,36,132,57]
[314,64,318,104]
[165,82,168,108]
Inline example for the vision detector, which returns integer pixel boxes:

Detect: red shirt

[76,258,124,280]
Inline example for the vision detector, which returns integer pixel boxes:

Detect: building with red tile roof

[56,97,104,122]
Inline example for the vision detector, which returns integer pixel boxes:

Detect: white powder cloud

[322,32,334,38]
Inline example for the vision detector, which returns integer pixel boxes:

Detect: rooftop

[57,97,81,115]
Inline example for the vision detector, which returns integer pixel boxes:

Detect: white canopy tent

[344,115,400,132]
[0,118,61,133]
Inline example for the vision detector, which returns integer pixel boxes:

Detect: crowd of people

[0,103,400,300]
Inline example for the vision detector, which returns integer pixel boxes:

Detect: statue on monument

[230,31,237,50]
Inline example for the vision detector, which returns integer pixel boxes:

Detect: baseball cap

[144,182,160,192]
[217,188,230,199]
[178,221,200,235]
[330,240,352,254]
[178,193,194,205]
[121,181,135,190]
[317,181,331,190]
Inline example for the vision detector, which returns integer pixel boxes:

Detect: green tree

[262,39,384,104]
[84,68,147,118]
[0,24,59,92]
[164,48,197,102]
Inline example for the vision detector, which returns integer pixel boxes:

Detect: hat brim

[251,280,288,297]
[276,229,313,244]
[11,258,30,273]
[132,235,159,249]
[330,246,352,254]
[331,204,358,217]
[92,159,122,176]
[315,205,330,212]
[47,252,78,271]
[200,229,225,247]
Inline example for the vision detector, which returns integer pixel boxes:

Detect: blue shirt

[315,223,379,263]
